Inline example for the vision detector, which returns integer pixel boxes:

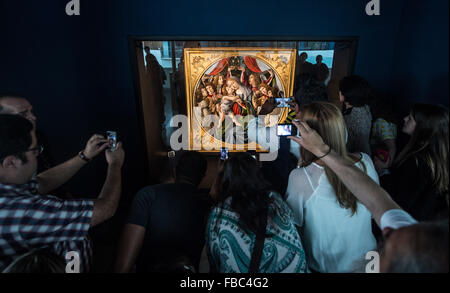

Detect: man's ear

[295,104,301,116]
[1,155,20,170]
[382,227,394,240]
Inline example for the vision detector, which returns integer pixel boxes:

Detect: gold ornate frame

[184,47,297,152]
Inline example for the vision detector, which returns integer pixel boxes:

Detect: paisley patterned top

[206,192,309,273]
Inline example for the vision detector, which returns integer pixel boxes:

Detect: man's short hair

[0,93,26,113]
[385,221,449,273]
[294,74,328,108]
[0,95,10,113]
[175,151,207,186]
[0,114,33,163]
[339,75,370,107]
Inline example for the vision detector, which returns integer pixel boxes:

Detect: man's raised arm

[289,121,401,227]
[90,142,125,227]
[37,134,109,195]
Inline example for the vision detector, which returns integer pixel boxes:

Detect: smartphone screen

[107,131,117,151]
[277,124,292,136]
[275,98,292,108]
[220,148,229,161]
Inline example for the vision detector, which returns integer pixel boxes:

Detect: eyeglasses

[0,145,44,164]
[26,145,44,156]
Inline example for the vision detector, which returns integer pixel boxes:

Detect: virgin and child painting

[184,48,297,151]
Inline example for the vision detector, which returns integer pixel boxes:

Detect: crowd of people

[0,62,448,273]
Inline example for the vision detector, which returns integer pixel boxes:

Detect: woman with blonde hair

[286,102,379,273]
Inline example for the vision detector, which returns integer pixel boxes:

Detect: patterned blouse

[371,118,397,147]
[206,192,309,273]
[0,178,93,273]
[344,105,373,155]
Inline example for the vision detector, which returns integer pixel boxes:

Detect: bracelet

[317,146,332,159]
[78,151,90,163]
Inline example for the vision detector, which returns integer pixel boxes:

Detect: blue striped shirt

[0,179,94,272]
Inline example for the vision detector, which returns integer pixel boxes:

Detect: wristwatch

[78,151,90,163]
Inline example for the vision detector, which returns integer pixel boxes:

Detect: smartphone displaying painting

[276,124,298,137]
[275,97,292,108]
[107,131,117,151]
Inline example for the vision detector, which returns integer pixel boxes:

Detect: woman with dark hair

[339,75,372,155]
[206,153,308,273]
[375,104,449,221]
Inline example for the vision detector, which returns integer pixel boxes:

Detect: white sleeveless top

[286,153,379,273]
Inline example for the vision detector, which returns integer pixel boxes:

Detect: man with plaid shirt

[0,114,125,273]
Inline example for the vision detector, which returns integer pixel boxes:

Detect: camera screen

[220,148,229,160]
[107,131,117,151]
[277,124,292,136]
[275,98,292,108]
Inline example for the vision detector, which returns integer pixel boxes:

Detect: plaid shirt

[0,178,94,273]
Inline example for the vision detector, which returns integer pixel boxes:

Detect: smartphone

[376,148,389,163]
[277,124,297,137]
[107,131,117,151]
[275,97,292,108]
[220,147,229,161]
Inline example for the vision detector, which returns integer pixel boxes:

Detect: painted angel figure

[196,85,211,117]
[252,83,272,115]
[213,74,226,95]
[205,83,220,115]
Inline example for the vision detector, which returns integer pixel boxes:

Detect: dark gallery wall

[0,0,448,208]
[390,0,449,111]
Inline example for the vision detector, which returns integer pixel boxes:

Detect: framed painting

[184,47,297,152]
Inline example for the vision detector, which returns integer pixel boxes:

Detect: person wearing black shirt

[115,151,210,273]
